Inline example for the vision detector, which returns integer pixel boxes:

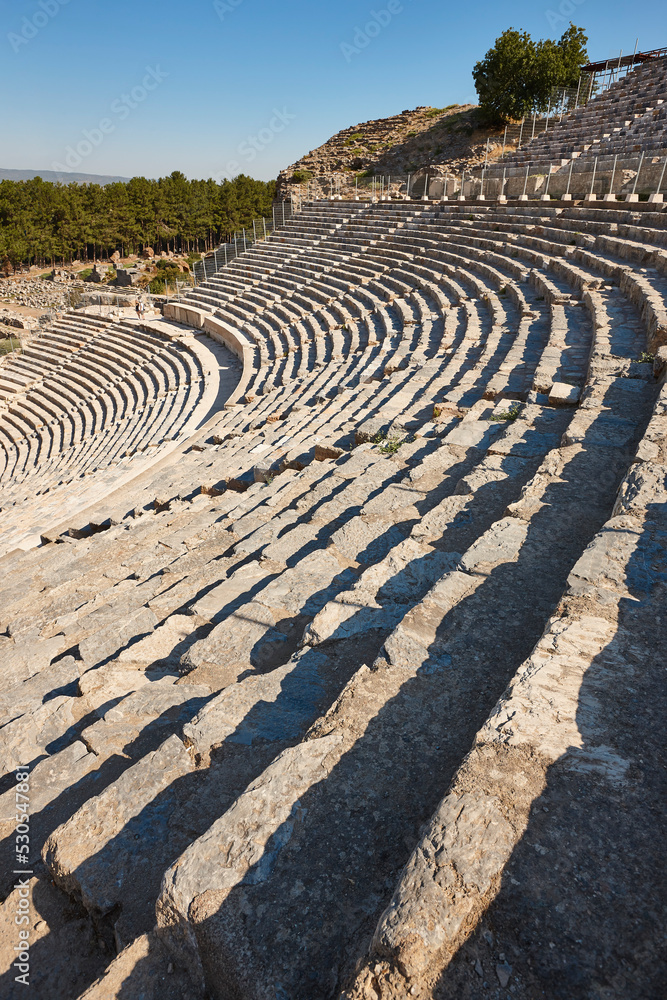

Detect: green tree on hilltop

[473,24,588,123]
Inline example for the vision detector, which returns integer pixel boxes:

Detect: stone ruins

[0,48,665,1000]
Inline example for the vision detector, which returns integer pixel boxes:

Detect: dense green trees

[0,172,276,269]
[473,24,588,123]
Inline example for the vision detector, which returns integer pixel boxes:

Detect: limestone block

[329,518,405,564]
[445,419,502,451]
[635,414,667,465]
[562,410,637,449]
[489,425,561,459]
[76,932,198,1000]
[0,875,106,1000]
[43,735,194,927]
[372,791,517,975]
[180,601,288,677]
[0,635,73,692]
[0,655,81,729]
[188,562,274,621]
[156,733,344,984]
[78,661,175,707]
[548,381,581,406]
[117,615,196,666]
[0,740,96,827]
[259,549,358,617]
[567,515,666,601]
[79,680,210,758]
[77,607,159,668]
[183,647,332,760]
[613,462,667,520]
[461,517,529,575]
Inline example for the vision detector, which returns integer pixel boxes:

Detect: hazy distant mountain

[0,168,132,185]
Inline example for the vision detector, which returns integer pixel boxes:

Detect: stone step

[154,415,651,996]
[345,391,667,998]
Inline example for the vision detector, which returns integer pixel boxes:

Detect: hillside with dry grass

[277,103,507,197]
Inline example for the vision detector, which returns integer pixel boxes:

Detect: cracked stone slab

[43,734,194,937]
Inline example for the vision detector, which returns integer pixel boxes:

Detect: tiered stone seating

[0,314,240,553]
[0,200,664,1000]
[503,55,667,168]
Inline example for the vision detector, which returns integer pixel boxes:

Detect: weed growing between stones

[490,402,522,422]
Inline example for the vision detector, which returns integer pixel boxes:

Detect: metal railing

[293,172,429,204]
[287,152,667,206]
[451,152,666,204]
[581,46,667,97]
[497,83,586,157]
[192,201,295,284]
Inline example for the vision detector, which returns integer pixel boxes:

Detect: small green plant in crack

[379,437,403,455]
[371,429,402,454]
[490,402,522,422]
[632,352,655,365]
[263,474,275,487]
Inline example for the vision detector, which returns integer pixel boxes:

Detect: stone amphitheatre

[0,48,666,1000]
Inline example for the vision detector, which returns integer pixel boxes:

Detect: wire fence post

[519,163,530,200]
[605,154,618,201]
[628,151,645,201]
[563,158,575,200]
[589,157,599,200]
[650,156,667,203]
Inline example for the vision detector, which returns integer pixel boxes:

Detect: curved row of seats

[0,316,210,512]
[0,198,664,999]
[182,199,667,414]
[503,55,667,168]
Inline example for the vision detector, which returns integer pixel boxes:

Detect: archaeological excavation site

[0,43,666,1000]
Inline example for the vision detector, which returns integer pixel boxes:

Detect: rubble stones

[0,277,77,310]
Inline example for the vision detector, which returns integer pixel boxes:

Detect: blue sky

[1,0,665,181]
